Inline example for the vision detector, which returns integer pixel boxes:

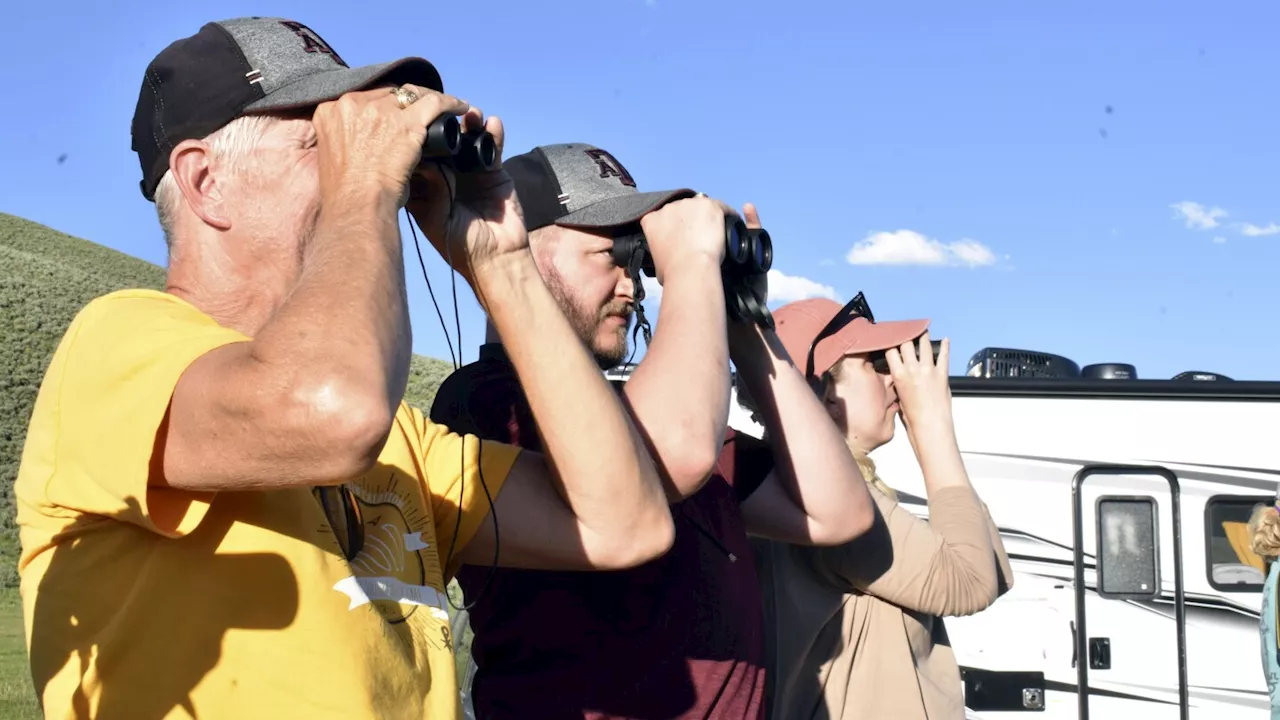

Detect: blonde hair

[1250,504,1280,559]
[853,452,897,501]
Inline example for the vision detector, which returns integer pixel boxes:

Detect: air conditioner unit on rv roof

[966,347,1080,379]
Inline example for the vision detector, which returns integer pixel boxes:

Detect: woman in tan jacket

[748,294,1013,720]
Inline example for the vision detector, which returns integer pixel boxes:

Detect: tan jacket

[753,485,1013,720]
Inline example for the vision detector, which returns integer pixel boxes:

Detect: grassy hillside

[0,213,461,716]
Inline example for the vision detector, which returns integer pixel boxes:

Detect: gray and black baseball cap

[504,143,696,232]
[131,17,443,202]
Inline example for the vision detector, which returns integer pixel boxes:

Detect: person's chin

[876,422,896,448]
[595,337,628,369]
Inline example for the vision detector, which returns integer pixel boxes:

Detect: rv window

[1204,496,1273,592]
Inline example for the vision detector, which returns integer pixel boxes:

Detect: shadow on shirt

[27,494,299,718]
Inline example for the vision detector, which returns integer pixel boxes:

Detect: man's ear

[168,139,232,231]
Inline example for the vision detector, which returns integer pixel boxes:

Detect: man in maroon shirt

[431,143,876,719]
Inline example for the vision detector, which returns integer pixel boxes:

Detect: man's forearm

[623,261,731,499]
[253,190,412,411]
[164,191,414,491]
[475,251,670,551]
[731,324,873,543]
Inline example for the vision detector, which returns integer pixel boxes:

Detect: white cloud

[1170,201,1227,230]
[1241,222,1280,237]
[818,258,836,267]
[845,229,997,268]
[766,269,840,303]
[1213,236,1228,244]
[948,239,998,267]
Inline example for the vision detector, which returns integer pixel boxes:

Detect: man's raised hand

[406,108,530,294]
[312,83,469,206]
[640,194,737,286]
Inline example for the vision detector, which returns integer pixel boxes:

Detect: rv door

[1073,465,1189,720]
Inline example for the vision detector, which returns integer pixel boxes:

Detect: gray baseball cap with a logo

[131,16,443,201]
[503,143,696,231]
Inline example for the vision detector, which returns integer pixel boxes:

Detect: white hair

[154,114,282,247]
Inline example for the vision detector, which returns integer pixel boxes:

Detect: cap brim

[555,189,697,229]
[815,318,930,374]
[244,57,443,113]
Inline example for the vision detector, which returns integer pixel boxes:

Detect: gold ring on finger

[392,86,419,109]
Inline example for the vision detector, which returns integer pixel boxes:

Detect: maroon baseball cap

[774,296,929,379]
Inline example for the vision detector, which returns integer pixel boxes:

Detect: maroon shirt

[430,343,773,720]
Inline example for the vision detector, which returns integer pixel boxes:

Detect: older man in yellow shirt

[15,16,681,719]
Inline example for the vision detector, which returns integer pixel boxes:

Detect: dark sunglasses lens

[318,488,351,559]
[342,488,364,560]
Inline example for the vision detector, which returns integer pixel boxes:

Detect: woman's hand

[885,332,968,491]
[884,332,955,445]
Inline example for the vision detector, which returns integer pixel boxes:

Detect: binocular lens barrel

[423,116,461,157]
[611,208,775,331]
[725,216,750,266]
[454,131,497,173]
[724,220,772,274]
[421,115,496,173]
[748,228,772,273]
[611,212,773,285]
[871,340,941,373]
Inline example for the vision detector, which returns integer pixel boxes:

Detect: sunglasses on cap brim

[804,291,938,379]
[805,292,875,381]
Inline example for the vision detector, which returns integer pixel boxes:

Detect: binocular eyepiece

[422,115,497,173]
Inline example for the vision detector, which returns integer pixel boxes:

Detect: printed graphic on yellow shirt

[316,469,452,638]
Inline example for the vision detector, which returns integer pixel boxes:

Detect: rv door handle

[1070,621,1077,669]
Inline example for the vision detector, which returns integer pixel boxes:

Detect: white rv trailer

[464,351,1280,719]
[720,349,1280,720]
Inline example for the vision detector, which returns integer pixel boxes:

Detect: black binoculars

[421,115,496,173]
[869,340,942,374]
[611,213,774,331]
[610,215,773,279]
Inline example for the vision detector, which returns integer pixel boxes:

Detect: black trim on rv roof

[949,377,1280,401]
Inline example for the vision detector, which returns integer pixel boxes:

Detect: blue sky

[3,0,1277,380]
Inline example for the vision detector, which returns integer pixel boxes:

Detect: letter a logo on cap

[584,148,637,188]
[279,20,348,67]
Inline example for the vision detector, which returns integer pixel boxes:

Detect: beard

[543,267,633,369]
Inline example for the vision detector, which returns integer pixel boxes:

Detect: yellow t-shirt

[14,289,521,719]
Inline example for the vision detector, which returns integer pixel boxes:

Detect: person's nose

[615,267,636,303]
